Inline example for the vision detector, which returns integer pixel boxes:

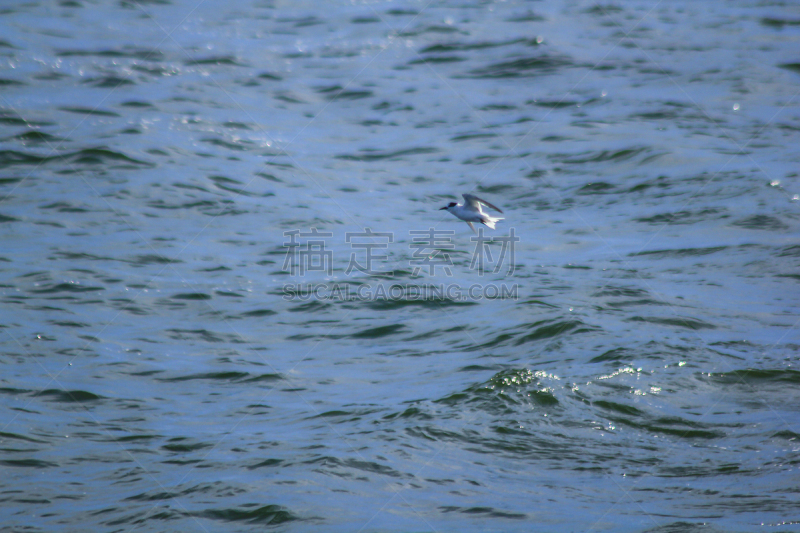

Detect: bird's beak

[439,206,447,210]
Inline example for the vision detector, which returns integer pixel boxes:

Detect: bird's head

[439,202,457,211]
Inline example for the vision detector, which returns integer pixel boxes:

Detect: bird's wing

[463,193,503,213]
[466,221,477,234]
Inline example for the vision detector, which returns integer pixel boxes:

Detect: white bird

[440,193,504,233]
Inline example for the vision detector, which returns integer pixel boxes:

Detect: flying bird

[440,193,504,233]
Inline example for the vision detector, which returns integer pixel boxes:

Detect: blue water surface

[1,1,799,531]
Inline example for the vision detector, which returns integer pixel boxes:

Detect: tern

[440,193,504,233]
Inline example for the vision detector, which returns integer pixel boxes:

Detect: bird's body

[440,193,504,233]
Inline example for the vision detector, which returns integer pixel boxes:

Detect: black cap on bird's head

[439,202,457,210]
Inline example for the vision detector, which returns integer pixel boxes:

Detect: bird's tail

[481,215,504,230]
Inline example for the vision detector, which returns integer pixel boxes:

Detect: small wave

[627,316,716,330]
[630,246,728,258]
[5,131,66,144]
[435,368,560,413]
[56,47,164,60]
[33,389,103,402]
[58,106,120,117]
[732,215,789,231]
[420,37,540,54]
[336,147,438,161]
[514,318,597,345]
[552,146,649,165]
[1,458,59,468]
[589,347,636,363]
[131,254,182,265]
[706,368,800,385]
[170,292,212,300]
[462,54,573,78]
[592,286,649,298]
[197,504,299,526]
[350,324,406,339]
[762,18,800,29]
[777,245,800,257]
[635,208,727,225]
[529,99,579,109]
[439,506,527,519]
[246,458,284,470]
[201,137,259,152]
[240,309,277,317]
[83,76,135,89]
[163,328,243,343]
[408,56,465,65]
[184,55,246,67]
[156,371,283,384]
[381,406,433,421]
[30,282,104,294]
[315,84,374,101]
[779,62,800,74]
[397,24,464,38]
[0,147,154,170]
[450,132,497,142]
[162,441,212,452]
[364,298,477,311]
[576,181,616,194]
[0,430,47,443]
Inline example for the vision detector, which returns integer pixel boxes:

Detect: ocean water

[1,1,799,531]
